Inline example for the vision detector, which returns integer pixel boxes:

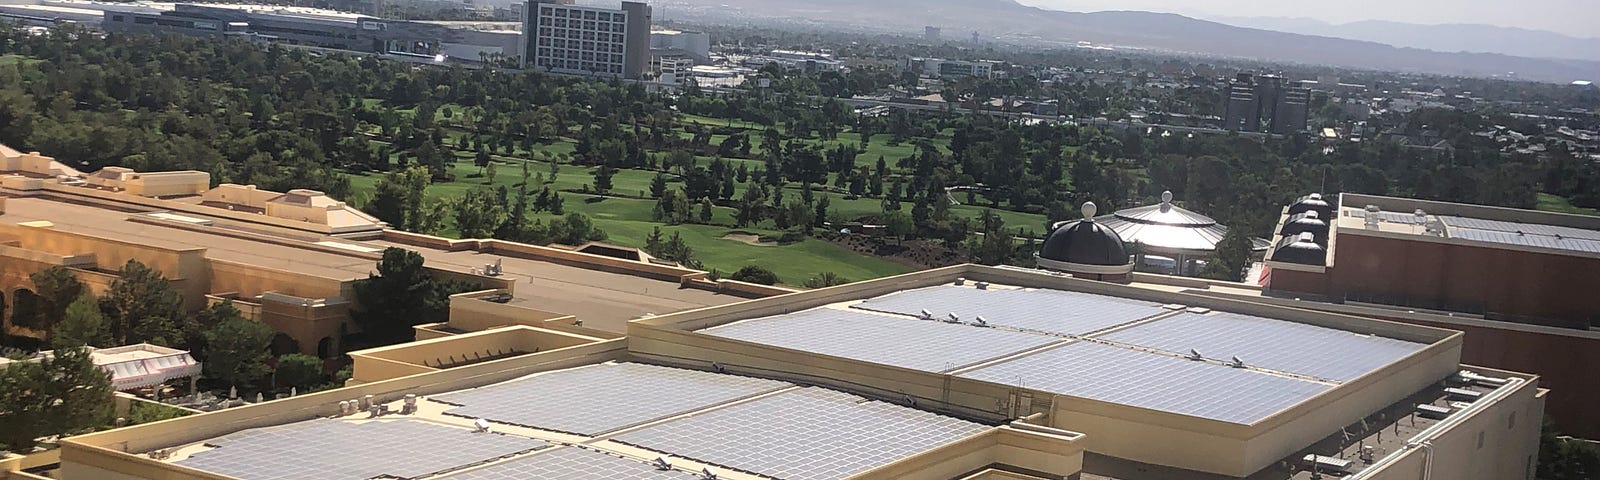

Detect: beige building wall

[200,184,279,210]
[122,171,210,197]
[1353,369,1544,480]
[348,325,606,383]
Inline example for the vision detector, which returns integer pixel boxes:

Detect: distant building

[743,49,842,73]
[1222,73,1311,134]
[649,28,708,64]
[902,57,998,79]
[100,3,495,56]
[923,25,940,42]
[522,0,652,79]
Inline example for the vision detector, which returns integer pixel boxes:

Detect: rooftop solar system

[958,341,1333,424]
[613,387,991,480]
[852,285,1170,336]
[175,419,544,480]
[1099,312,1427,382]
[441,446,700,480]
[430,362,790,436]
[700,307,1062,373]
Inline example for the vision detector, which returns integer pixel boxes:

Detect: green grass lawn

[346,160,914,284]
[1535,193,1600,216]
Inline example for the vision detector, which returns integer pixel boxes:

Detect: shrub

[728,266,780,285]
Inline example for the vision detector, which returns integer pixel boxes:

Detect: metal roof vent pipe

[954,277,966,286]
[402,394,418,415]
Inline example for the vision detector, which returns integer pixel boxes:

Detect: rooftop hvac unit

[1444,387,1483,402]
[474,418,492,433]
[1416,403,1452,420]
[653,456,672,470]
[1300,454,1354,474]
[919,309,934,320]
[973,316,989,327]
[1364,205,1382,229]
[945,313,961,323]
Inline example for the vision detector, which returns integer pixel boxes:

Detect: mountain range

[1207,16,1600,63]
[652,0,1600,83]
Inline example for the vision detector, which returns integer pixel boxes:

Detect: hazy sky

[1014,0,1600,38]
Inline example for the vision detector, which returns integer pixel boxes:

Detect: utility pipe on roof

[1349,375,1524,480]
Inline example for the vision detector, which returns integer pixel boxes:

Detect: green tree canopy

[99,260,187,347]
[52,294,111,350]
[27,266,84,333]
[350,248,477,346]
[202,316,274,389]
[0,347,113,453]
[729,266,780,286]
[274,354,325,392]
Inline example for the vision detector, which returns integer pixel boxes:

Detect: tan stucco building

[53,265,1544,480]
[0,146,777,358]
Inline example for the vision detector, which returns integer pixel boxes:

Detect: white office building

[523,0,651,79]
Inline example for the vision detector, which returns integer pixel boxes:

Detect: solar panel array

[852,285,1169,336]
[1440,215,1600,241]
[441,447,699,480]
[430,363,790,435]
[700,308,1061,372]
[613,388,990,480]
[958,342,1332,424]
[1449,227,1600,254]
[176,419,544,480]
[1098,312,1426,382]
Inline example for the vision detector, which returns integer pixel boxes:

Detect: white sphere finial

[1081,201,1098,220]
[1161,190,1174,204]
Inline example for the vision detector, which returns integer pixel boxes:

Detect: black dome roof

[1271,233,1327,265]
[1041,203,1129,267]
[1288,193,1335,218]
[1278,211,1330,243]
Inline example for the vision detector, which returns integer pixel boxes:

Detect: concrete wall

[0,222,210,311]
[348,325,605,383]
[853,425,1084,480]
[122,171,210,197]
[199,184,278,210]
[447,290,570,332]
[1276,232,1600,324]
[1353,369,1544,480]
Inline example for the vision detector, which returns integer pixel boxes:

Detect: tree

[453,187,508,238]
[697,198,715,224]
[275,354,325,391]
[28,266,83,332]
[52,294,111,350]
[350,248,468,345]
[1201,224,1254,282]
[882,210,914,244]
[814,195,831,228]
[1540,417,1600,480]
[729,266,780,285]
[592,164,616,194]
[802,272,849,289]
[0,347,113,453]
[649,172,669,198]
[100,260,186,347]
[202,316,274,389]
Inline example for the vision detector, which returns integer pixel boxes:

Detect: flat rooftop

[360,240,742,332]
[160,362,994,480]
[0,196,374,280]
[1337,195,1600,258]
[699,283,1430,426]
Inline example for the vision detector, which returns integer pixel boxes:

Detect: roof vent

[1229,356,1246,368]
[1186,349,1204,361]
[946,313,961,323]
[711,362,725,373]
[402,394,418,415]
[973,316,989,327]
[903,394,918,407]
[954,277,965,286]
[473,418,492,433]
[654,456,672,470]
[701,466,719,479]
[1364,205,1381,229]
[1413,209,1427,224]
[919,309,934,320]
[974,281,990,290]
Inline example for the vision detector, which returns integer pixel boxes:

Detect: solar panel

[441,447,699,480]
[175,419,544,480]
[958,342,1331,424]
[1450,227,1600,254]
[431,363,790,436]
[1440,216,1600,241]
[700,308,1062,373]
[852,285,1169,336]
[613,388,990,480]
[1352,210,1428,224]
[1097,312,1426,382]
